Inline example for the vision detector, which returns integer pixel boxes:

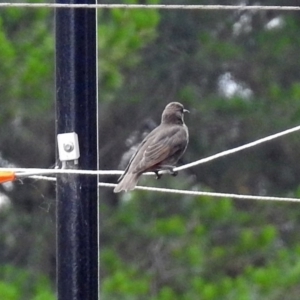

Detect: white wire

[29,175,57,181]
[19,176,300,202]
[1,124,300,176]
[7,169,123,176]
[98,182,300,202]
[176,124,300,171]
[0,3,299,11]
[1,124,300,202]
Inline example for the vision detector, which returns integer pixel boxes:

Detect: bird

[114,102,189,193]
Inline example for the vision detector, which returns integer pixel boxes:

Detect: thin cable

[98,182,300,202]
[28,175,57,181]
[0,3,299,10]
[0,168,123,176]
[18,176,300,202]
[74,124,300,202]
[176,124,300,171]
[1,124,300,176]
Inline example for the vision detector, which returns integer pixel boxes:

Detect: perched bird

[114,102,189,193]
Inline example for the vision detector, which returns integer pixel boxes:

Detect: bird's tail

[113,173,140,193]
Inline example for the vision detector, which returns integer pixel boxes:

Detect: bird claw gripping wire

[154,167,178,180]
[154,171,162,180]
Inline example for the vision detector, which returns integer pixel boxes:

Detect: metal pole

[55,0,99,298]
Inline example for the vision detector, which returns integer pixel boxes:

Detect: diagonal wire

[99,182,300,202]
[19,176,300,202]
[175,125,300,171]
[1,124,300,203]
[1,124,300,176]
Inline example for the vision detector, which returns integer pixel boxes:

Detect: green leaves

[0,8,54,122]
[98,1,160,102]
[0,265,55,300]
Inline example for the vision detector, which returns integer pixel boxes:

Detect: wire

[98,182,300,202]
[28,175,57,181]
[1,123,300,177]
[12,176,300,202]
[13,169,123,176]
[176,124,300,171]
[0,3,299,11]
[1,124,300,201]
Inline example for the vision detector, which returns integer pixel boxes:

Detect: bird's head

[161,102,189,125]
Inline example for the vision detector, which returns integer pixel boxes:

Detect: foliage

[1,0,300,299]
[99,0,160,102]
[100,189,300,299]
[0,265,55,300]
[0,7,54,122]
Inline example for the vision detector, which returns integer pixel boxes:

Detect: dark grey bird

[114,102,189,193]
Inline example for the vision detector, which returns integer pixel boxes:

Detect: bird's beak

[183,109,190,113]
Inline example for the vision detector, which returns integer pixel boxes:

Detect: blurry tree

[0,5,57,293]
[100,0,300,299]
[1,0,300,299]
[0,0,161,295]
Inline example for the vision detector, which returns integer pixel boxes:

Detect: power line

[99,182,299,202]
[1,123,300,202]
[176,124,300,172]
[0,3,299,11]
[15,176,300,202]
[1,123,300,177]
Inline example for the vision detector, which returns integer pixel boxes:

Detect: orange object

[0,171,16,184]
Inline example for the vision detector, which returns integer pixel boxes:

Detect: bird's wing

[117,127,161,182]
[117,139,147,182]
[131,126,180,174]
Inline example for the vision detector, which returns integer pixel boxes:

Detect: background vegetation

[1,0,300,299]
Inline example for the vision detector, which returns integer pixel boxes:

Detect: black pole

[55,0,99,299]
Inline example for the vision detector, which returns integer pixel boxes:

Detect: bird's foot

[154,171,162,180]
[159,165,178,177]
[171,170,178,177]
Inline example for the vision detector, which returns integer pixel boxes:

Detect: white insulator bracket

[57,132,80,165]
